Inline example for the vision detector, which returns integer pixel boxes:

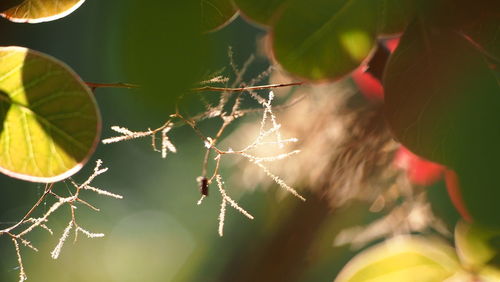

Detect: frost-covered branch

[103,51,304,235]
[0,160,121,281]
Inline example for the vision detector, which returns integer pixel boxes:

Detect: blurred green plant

[335,222,500,281]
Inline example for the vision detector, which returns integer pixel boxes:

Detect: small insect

[197,176,209,196]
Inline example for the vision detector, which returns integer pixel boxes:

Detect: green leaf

[455,221,500,268]
[0,0,84,23]
[271,0,416,81]
[273,0,378,80]
[335,236,461,282]
[124,2,210,114]
[233,0,290,26]
[201,0,237,32]
[0,47,100,182]
[383,20,500,227]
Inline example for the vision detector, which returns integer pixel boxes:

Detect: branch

[85,82,139,91]
[191,82,304,92]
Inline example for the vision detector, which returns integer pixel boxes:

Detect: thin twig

[85,82,139,90]
[191,82,304,93]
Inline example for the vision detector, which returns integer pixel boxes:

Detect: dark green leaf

[124,1,210,113]
[270,0,416,81]
[384,21,500,227]
[272,0,378,80]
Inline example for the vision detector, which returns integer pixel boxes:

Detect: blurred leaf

[0,0,84,23]
[461,16,500,62]
[201,0,237,32]
[271,0,416,81]
[383,20,500,227]
[0,47,100,182]
[377,0,417,35]
[478,266,500,281]
[335,236,460,282]
[455,220,500,268]
[272,0,377,81]
[233,0,289,26]
[124,1,209,113]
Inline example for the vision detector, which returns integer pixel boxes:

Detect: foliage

[0,0,499,281]
[336,222,500,281]
[335,236,462,282]
[383,14,500,228]
[0,2,115,281]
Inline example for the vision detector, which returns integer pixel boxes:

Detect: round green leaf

[335,236,461,282]
[267,0,417,81]
[272,0,378,81]
[384,21,500,227]
[201,0,238,32]
[0,0,85,23]
[0,47,100,182]
[455,220,500,268]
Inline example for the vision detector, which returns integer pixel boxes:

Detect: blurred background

[0,1,460,281]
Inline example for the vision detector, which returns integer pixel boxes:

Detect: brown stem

[85,82,139,90]
[191,82,304,93]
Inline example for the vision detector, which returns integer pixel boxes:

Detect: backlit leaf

[0,0,84,23]
[478,266,500,281]
[0,47,100,182]
[335,236,461,282]
[455,221,500,268]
